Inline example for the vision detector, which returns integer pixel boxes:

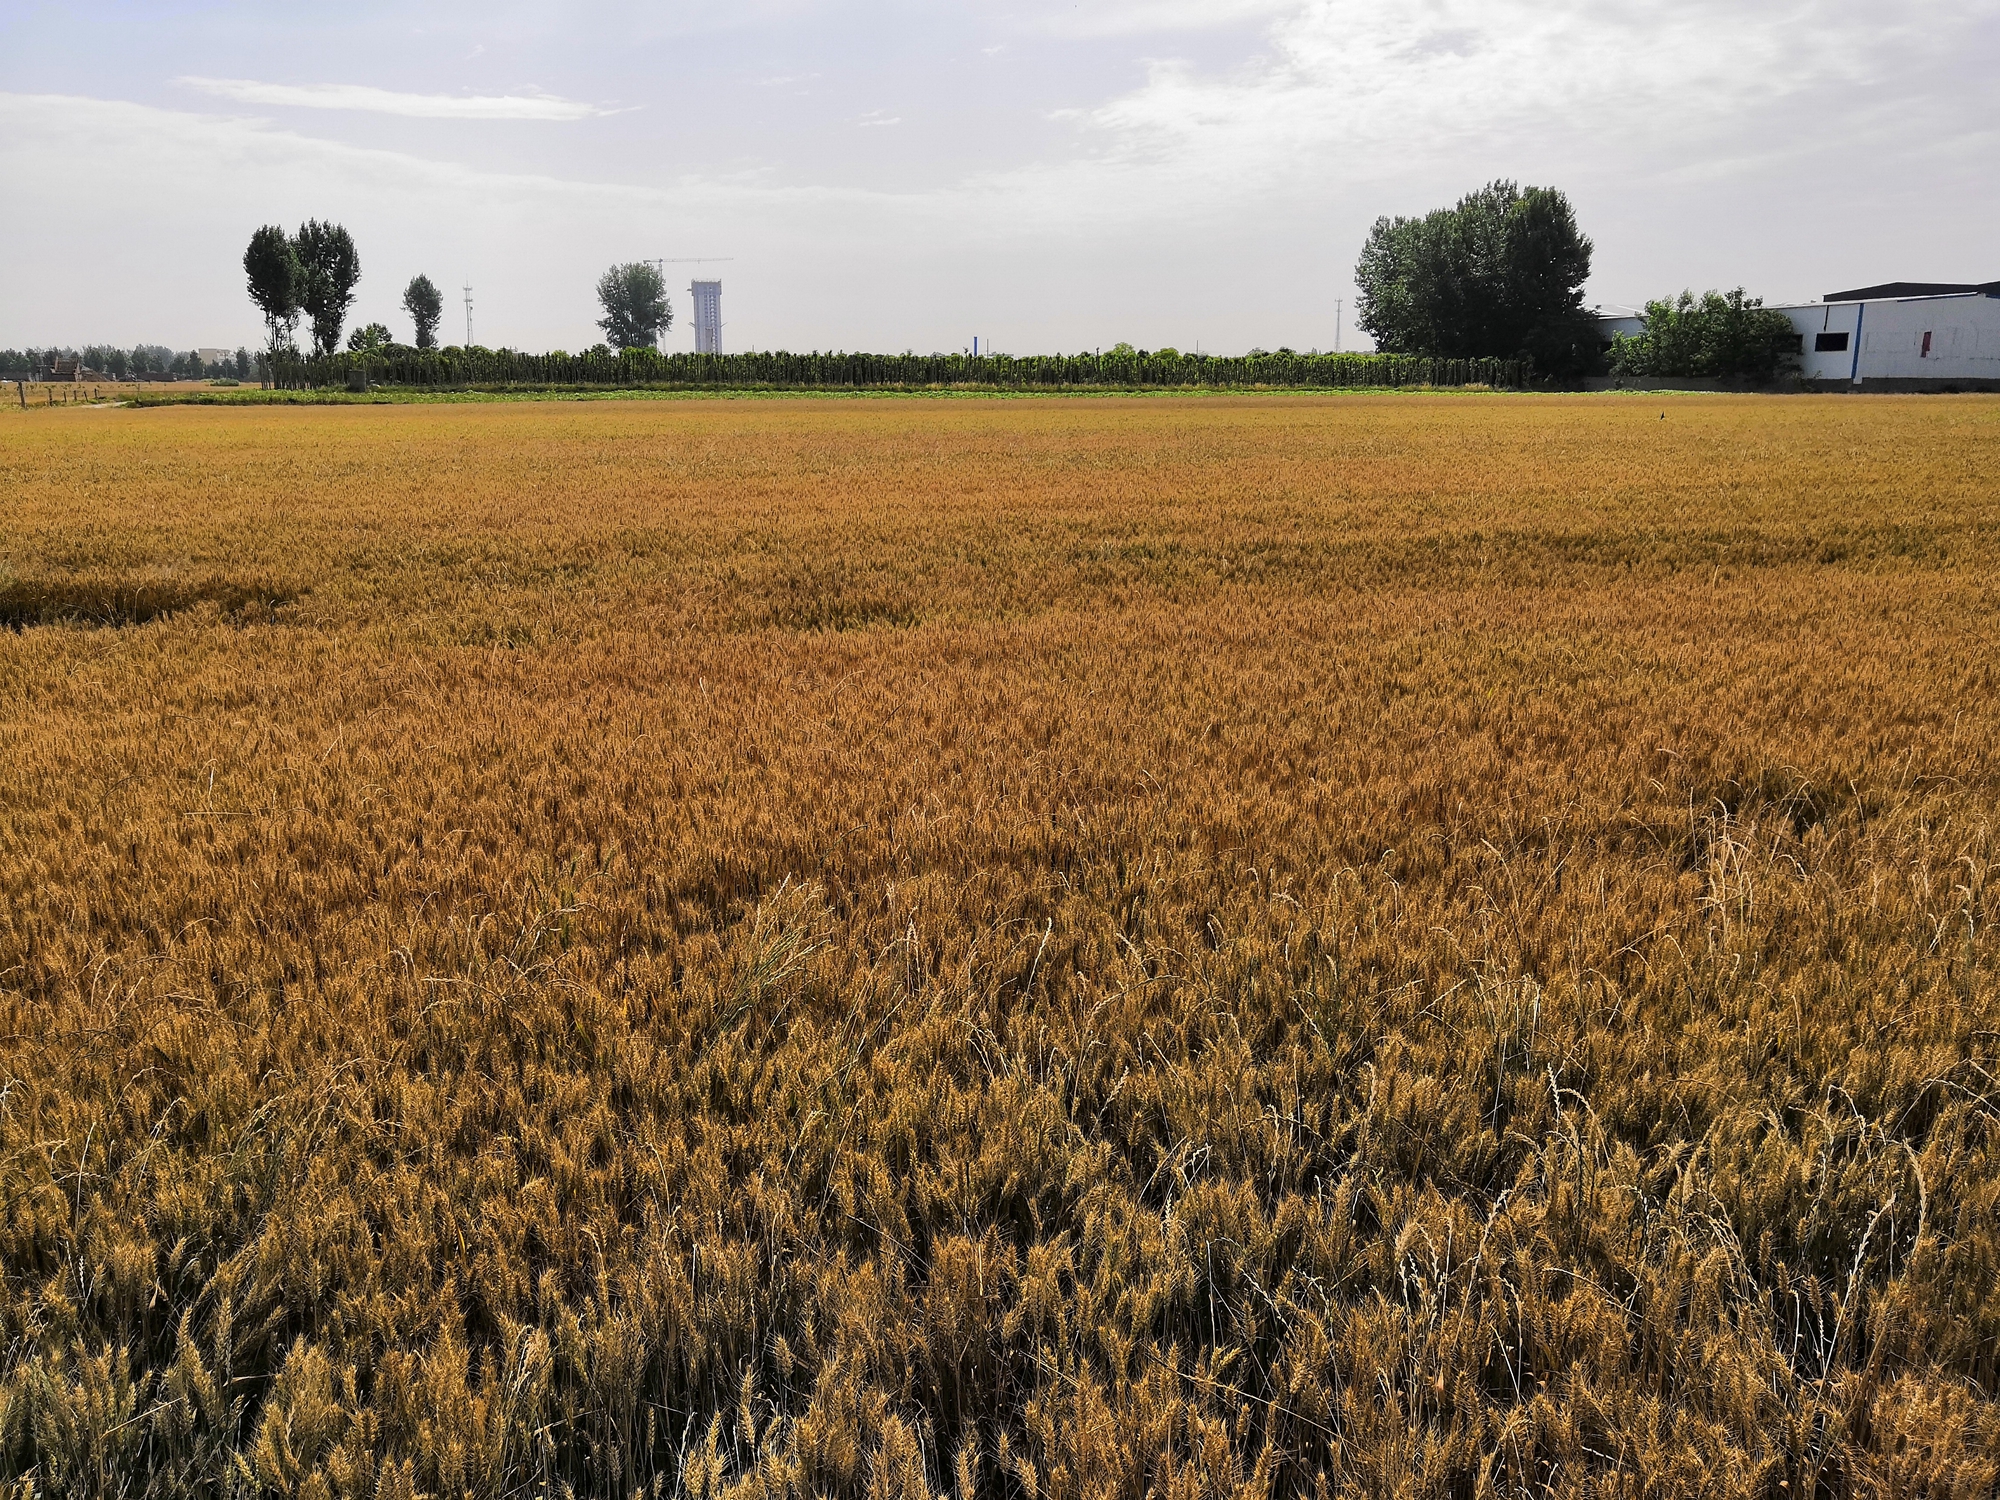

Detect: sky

[3,0,1997,356]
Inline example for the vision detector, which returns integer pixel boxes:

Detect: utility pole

[463,283,474,347]
[1336,299,1343,353]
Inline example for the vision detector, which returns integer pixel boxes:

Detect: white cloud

[1012,0,1297,38]
[175,76,612,120]
[1079,2,1831,178]
[1008,0,1997,237]
[3,2,1996,353]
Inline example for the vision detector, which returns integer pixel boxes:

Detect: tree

[402,274,444,350]
[346,322,393,354]
[295,220,362,358]
[1355,181,1598,374]
[595,262,671,350]
[1608,289,1803,383]
[244,224,303,358]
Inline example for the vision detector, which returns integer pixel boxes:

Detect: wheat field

[2,393,1999,1499]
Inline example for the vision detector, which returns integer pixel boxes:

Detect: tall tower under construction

[691,281,722,354]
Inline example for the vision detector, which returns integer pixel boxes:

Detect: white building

[1597,280,2000,391]
[690,281,722,355]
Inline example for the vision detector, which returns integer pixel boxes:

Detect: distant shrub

[1610,288,1803,382]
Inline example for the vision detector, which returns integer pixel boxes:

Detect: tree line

[245,221,444,363]
[264,345,1526,392]
[228,194,1800,387]
[1357,179,1803,381]
[0,346,254,381]
[240,223,663,369]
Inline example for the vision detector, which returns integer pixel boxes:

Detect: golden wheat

[2,393,1999,1499]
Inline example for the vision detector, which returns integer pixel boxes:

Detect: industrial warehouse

[1597,280,2000,391]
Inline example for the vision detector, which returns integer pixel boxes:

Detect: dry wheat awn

[1,392,1998,1498]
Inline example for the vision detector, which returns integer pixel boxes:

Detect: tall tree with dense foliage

[1356,181,1599,374]
[1608,289,1803,383]
[81,344,129,378]
[595,262,672,350]
[346,323,393,354]
[401,274,444,350]
[243,224,303,359]
[295,220,362,358]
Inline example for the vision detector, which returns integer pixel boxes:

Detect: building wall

[1780,302,1866,384]
[1839,294,2000,382]
[1596,293,2000,389]
[691,282,722,356]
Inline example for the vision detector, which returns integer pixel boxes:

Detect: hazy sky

[4,1,1996,355]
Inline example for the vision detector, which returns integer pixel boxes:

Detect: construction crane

[644,257,734,279]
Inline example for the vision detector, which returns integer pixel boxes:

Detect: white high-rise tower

[691,281,722,354]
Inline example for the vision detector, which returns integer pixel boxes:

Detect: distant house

[1595,281,2000,391]
[39,354,85,382]
[196,348,237,370]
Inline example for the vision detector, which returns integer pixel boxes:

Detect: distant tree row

[0,346,253,380]
[264,345,1527,394]
[235,230,668,361]
[217,201,1794,382]
[243,223,444,363]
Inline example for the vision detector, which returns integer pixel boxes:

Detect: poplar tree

[595,263,672,350]
[295,220,362,358]
[1355,181,1598,373]
[243,224,303,359]
[402,274,444,350]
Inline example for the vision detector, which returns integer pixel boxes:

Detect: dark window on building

[1814,331,1849,353]
[1776,334,1804,354]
